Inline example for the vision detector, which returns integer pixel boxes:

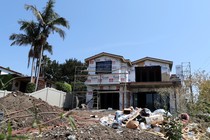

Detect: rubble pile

[0,93,209,139]
[38,110,165,140]
[0,93,165,139]
[100,107,209,140]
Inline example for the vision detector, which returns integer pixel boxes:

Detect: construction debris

[0,92,209,140]
[100,107,209,140]
[182,123,206,140]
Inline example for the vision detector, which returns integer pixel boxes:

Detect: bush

[163,118,183,140]
[25,82,35,93]
[55,82,72,93]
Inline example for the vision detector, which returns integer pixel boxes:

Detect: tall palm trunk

[35,45,44,91]
[34,59,38,79]
[30,57,35,83]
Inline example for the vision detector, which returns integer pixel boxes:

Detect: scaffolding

[73,64,129,109]
[181,62,193,102]
[72,66,88,109]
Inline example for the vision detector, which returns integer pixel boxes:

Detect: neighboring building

[0,66,24,91]
[0,66,23,76]
[0,66,53,92]
[84,52,181,113]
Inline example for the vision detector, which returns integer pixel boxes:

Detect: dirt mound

[0,93,166,139]
[0,92,66,131]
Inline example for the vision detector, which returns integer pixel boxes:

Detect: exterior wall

[86,56,130,85]
[86,56,131,109]
[129,60,171,82]
[85,54,175,110]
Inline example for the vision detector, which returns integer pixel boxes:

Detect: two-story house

[84,52,180,112]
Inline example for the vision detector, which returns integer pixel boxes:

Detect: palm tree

[25,0,69,90]
[10,20,40,83]
[10,21,54,83]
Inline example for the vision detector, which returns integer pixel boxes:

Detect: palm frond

[25,4,45,25]
[49,17,70,29]
[50,26,66,39]
[43,43,53,55]
[42,0,58,23]
[9,34,31,46]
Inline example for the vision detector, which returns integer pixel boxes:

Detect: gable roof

[0,66,23,76]
[85,52,132,66]
[132,57,173,70]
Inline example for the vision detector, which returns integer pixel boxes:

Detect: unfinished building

[84,52,180,113]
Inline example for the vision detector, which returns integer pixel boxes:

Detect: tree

[44,59,61,82]
[180,70,210,114]
[191,70,210,113]
[10,20,54,84]
[61,59,87,91]
[10,21,40,83]
[44,58,86,82]
[25,0,69,90]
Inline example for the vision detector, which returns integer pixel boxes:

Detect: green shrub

[25,82,35,93]
[163,118,183,140]
[55,82,72,93]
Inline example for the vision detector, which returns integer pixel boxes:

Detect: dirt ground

[0,92,209,140]
[31,109,166,140]
[0,92,166,140]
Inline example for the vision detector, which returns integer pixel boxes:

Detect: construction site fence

[0,90,12,98]
[0,88,86,109]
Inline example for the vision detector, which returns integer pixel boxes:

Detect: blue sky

[1,0,210,75]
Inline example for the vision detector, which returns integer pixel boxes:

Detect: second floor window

[135,66,161,82]
[96,61,112,74]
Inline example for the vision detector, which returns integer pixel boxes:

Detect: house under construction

[83,52,181,113]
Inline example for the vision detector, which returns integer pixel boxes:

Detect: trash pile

[100,107,171,130]
[100,107,209,140]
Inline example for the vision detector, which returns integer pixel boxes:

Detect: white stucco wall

[85,56,131,109]
[85,55,173,109]
[86,56,131,85]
